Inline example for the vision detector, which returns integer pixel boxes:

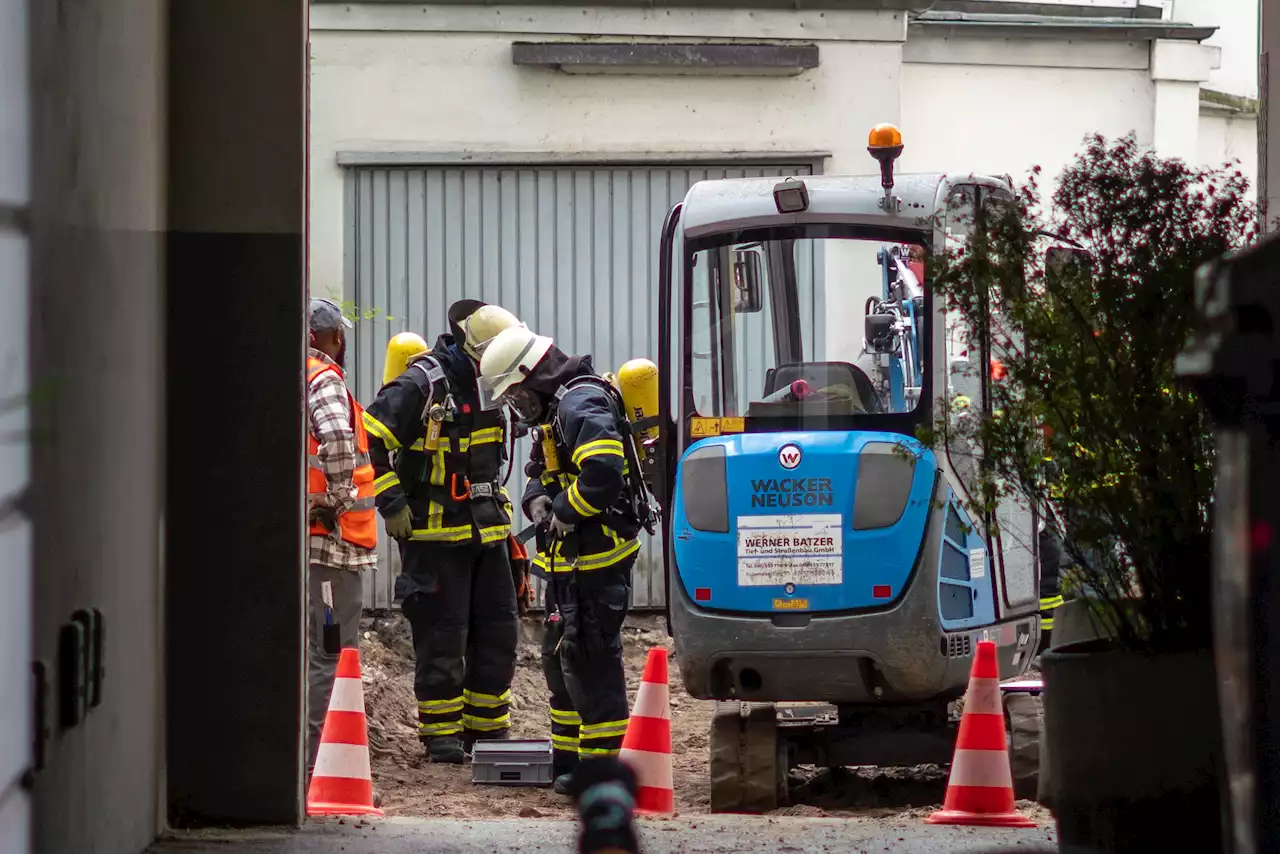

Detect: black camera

[570,758,641,854]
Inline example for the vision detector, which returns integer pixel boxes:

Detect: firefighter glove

[384,505,413,540]
[527,495,553,526]
[550,515,576,539]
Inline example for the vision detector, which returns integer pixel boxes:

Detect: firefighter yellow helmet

[458,304,524,363]
[616,358,659,441]
[477,325,554,410]
[382,332,430,385]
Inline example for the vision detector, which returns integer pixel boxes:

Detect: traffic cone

[927,640,1035,828]
[307,647,385,817]
[618,647,675,816]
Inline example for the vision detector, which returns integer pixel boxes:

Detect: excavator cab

[649,127,1046,811]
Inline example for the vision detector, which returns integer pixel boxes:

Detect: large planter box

[1040,641,1225,853]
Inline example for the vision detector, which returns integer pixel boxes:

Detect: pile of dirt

[358,612,711,819]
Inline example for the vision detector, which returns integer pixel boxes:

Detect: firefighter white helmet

[477,325,554,410]
[459,304,524,363]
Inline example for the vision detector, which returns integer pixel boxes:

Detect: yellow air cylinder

[383,332,430,385]
[616,358,660,440]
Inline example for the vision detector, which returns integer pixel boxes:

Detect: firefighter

[477,325,656,794]
[1037,521,1065,658]
[362,300,524,763]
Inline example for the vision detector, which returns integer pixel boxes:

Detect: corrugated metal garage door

[343,162,816,610]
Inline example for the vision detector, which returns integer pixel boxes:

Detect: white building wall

[309,5,910,295]
[1199,109,1260,194]
[899,57,1155,188]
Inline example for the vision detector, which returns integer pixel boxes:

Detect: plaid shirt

[308,348,378,572]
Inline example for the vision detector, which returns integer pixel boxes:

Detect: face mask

[507,386,544,426]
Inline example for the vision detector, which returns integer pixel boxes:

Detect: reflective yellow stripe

[470,427,504,445]
[552,734,580,751]
[478,523,511,545]
[430,449,446,487]
[580,719,629,739]
[463,713,511,732]
[572,439,624,467]
[419,697,464,714]
[578,747,622,757]
[550,708,582,725]
[410,524,473,543]
[1040,595,1065,610]
[534,536,641,573]
[463,689,511,709]
[406,428,503,454]
[373,471,401,495]
[1041,617,1055,631]
[566,482,601,517]
[362,412,401,450]
[419,721,463,736]
[574,538,640,570]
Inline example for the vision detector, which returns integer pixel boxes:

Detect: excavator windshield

[683,224,930,432]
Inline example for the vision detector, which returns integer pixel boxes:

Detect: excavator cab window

[685,226,929,432]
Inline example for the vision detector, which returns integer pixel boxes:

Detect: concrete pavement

[151,815,1058,853]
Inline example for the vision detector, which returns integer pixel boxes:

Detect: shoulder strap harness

[550,376,657,535]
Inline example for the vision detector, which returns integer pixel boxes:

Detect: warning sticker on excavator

[720,417,745,433]
[736,514,843,586]
[690,417,721,438]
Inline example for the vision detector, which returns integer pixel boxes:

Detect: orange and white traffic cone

[927,640,1035,828]
[307,647,385,817]
[619,647,675,816]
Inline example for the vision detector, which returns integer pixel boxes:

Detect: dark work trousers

[1037,525,1065,658]
[306,564,364,772]
[398,539,518,745]
[541,553,636,777]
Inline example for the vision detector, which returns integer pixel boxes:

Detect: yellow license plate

[773,598,809,610]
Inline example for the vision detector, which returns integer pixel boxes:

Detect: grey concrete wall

[164,0,308,826]
[27,0,167,852]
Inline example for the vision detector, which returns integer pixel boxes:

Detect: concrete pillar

[1151,39,1221,162]
[165,0,308,826]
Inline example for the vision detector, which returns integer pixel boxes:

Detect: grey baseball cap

[309,297,353,332]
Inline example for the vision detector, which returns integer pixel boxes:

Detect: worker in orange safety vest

[305,297,379,799]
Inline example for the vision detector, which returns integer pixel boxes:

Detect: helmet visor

[464,320,529,364]
[477,367,524,411]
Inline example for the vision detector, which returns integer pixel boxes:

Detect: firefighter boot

[427,735,466,764]
[554,773,574,796]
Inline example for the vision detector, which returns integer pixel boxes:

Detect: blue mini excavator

[638,125,1045,812]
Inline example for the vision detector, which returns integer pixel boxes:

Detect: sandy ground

[357,612,1052,826]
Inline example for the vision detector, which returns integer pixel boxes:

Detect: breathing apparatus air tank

[382,332,430,385]
[616,358,660,441]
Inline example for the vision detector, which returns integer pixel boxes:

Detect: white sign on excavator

[736,514,843,586]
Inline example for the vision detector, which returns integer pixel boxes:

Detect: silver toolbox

[471,739,555,787]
